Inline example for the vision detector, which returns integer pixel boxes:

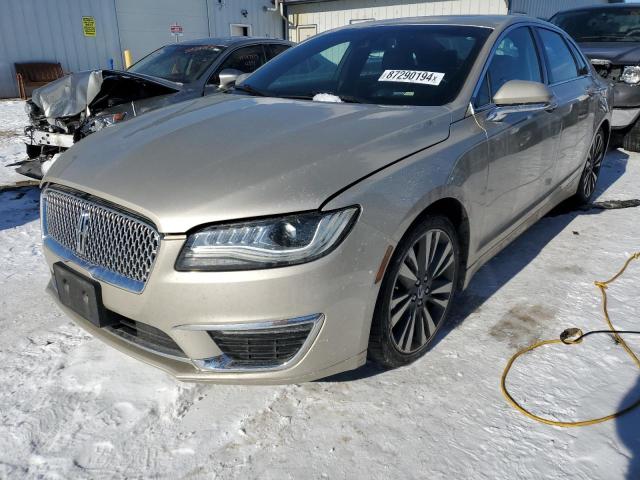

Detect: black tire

[573,128,606,205]
[26,144,41,159]
[623,120,640,152]
[368,215,461,368]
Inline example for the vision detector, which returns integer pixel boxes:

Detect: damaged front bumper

[29,129,74,149]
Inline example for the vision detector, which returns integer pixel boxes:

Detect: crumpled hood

[579,42,640,65]
[46,94,452,233]
[32,69,180,120]
[32,70,104,119]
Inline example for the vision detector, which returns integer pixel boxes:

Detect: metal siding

[116,0,283,64]
[115,0,210,64]
[207,0,284,40]
[0,0,121,98]
[509,0,610,19]
[0,0,284,98]
[287,0,508,40]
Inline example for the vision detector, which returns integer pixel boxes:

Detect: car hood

[578,42,640,65]
[32,69,181,119]
[45,94,452,233]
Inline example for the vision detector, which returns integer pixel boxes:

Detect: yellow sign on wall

[82,16,96,37]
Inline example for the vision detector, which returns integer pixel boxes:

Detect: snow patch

[0,100,639,479]
[312,93,342,103]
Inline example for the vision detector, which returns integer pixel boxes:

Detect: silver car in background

[41,15,611,383]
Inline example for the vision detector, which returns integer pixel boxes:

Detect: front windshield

[129,44,226,83]
[551,8,640,42]
[241,25,491,106]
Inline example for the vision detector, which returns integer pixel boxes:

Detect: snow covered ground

[0,99,639,479]
[0,100,29,185]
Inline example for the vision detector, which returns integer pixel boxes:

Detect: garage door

[115,0,209,64]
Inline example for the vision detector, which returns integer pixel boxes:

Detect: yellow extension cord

[501,252,640,427]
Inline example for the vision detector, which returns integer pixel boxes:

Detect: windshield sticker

[378,70,445,86]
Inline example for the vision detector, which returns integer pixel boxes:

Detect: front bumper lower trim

[186,314,325,373]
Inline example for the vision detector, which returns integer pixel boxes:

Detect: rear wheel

[574,128,606,205]
[368,216,460,368]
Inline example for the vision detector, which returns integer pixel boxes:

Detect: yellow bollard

[123,49,133,69]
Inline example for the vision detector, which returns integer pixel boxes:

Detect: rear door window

[208,45,266,85]
[536,29,580,84]
[566,40,589,76]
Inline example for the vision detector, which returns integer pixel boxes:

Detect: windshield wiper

[279,93,364,103]
[578,35,629,41]
[232,84,267,97]
[337,95,364,104]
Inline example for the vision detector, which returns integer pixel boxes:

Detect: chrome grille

[42,187,160,292]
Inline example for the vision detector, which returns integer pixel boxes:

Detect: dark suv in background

[550,4,640,151]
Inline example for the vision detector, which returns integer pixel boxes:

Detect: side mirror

[493,80,553,106]
[488,80,557,122]
[218,68,244,89]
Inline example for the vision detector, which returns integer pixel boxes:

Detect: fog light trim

[188,314,324,372]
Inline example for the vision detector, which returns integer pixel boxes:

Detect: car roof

[332,14,547,31]
[178,37,292,47]
[552,3,640,17]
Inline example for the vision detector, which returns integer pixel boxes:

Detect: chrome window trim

[182,313,325,373]
[41,186,162,294]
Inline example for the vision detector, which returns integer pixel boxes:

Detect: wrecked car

[18,37,292,178]
[550,4,640,151]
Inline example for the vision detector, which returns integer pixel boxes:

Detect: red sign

[170,23,183,35]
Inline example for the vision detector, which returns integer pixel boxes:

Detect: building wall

[509,0,611,20]
[115,0,211,64]
[207,0,284,41]
[0,0,122,98]
[0,0,285,98]
[117,0,284,65]
[287,0,508,41]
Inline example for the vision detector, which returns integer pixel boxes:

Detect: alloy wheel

[388,229,456,353]
[582,131,605,199]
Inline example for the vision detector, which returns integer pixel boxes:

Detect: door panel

[475,109,559,250]
[472,26,560,251]
[536,28,593,185]
[549,78,593,184]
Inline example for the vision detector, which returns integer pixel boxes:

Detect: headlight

[176,207,359,271]
[90,112,126,132]
[621,66,640,85]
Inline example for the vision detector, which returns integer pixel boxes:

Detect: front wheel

[368,216,460,368]
[573,128,606,205]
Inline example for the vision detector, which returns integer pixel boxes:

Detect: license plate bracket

[53,262,114,328]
